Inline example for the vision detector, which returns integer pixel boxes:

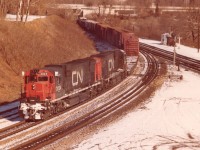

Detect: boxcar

[85,20,98,33]
[121,31,139,56]
[112,28,122,48]
[106,27,114,44]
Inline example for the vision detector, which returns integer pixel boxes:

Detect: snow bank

[74,70,200,150]
[5,14,46,22]
[140,38,200,61]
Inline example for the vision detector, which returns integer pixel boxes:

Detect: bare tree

[155,0,160,17]
[16,0,30,22]
[16,0,23,21]
[24,0,31,22]
[0,0,7,18]
[186,5,200,52]
[95,0,113,16]
[16,0,50,23]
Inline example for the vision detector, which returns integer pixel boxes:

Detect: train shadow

[85,32,116,52]
[0,98,23,123]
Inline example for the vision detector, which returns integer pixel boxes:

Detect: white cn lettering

[72,70,83,86]
[108,59,114,71]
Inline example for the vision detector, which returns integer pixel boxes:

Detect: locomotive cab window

[30,76,37,82]
[38,76,48,82]
[50,76,54,83]
[25,76,37,83]
[25,76,29,84]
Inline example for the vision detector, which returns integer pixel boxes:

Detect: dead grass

[0,15,97,103]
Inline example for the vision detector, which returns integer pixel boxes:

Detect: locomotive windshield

[25,76,48,83]
[25,76,37,83]
[38,76,48,81]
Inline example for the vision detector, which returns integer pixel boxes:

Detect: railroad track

[140,43,200,72]
[1,42,197,149]
[10,51,159,150]
[0,74,135,140]
[0,121,35,140]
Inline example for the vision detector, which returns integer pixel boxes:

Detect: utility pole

[198,17,199,53]
[177,35,182,49]
[173,46,176,67]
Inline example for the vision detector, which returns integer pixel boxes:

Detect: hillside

[0,15,97,103]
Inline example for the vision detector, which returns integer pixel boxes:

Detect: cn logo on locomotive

[108,59,114,71]
[72,70,83,86]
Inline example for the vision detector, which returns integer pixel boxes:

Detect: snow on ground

[73,40,200,150]
[140,38,200,61]
[5,14,46,22]
[54,4,131,17]
[0,31,199,149]
[0,101,22,129]
[73,68,200,150]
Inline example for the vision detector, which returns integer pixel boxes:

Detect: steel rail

[140,43,200,72]
[12,51,159,150]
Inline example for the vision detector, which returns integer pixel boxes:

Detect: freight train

[19,50,127,120]
[19,18,140,121]
[77,17,139,57]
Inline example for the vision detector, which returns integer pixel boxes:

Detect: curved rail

[11,52,160,150]
[140,43,200,72]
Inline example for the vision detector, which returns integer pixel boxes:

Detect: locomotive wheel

[90,89,97,98]
[44,110,50,118]
[56,103,61,112]
[109,79,113,86]
[50,107,55,115]
[54,107,57,114]
[40,112,44,120]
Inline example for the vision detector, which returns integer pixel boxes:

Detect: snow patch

[74,70,200,150]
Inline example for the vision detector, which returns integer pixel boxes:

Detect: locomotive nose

[32,84,36,90]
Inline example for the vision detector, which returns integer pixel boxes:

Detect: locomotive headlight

[55,71,59,76]
[22,71,25,77]
[32,84,36,90]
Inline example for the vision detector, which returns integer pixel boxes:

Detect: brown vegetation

[91,11,200,49]
[0,15,97,103]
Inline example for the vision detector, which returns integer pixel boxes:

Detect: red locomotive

[23,69,56,101]
[19,50,127,120]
